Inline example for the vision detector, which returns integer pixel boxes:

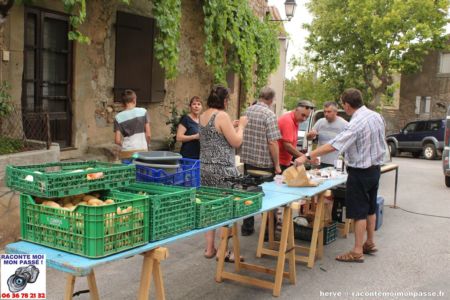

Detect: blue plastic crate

[130,158,200,187]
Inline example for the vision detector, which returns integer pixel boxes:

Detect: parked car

[443,106,450,187]
[386,119,445,160]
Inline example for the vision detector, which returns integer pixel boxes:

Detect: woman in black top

[176,96,202,159]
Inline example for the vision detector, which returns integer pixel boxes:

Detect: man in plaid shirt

[240,87,282,236]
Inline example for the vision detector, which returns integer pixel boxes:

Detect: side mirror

[403,130,408,135]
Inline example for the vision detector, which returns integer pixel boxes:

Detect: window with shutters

[114,11,165,103]
[438,53,450,74]
[415,96,431,115]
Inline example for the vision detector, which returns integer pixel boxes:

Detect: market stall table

[214,176,347,297]
[6,191,303,300]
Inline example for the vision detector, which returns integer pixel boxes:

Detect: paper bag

[282,165,318,187]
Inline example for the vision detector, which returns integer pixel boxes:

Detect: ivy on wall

[152,0,181,79]
[203,0,280,95]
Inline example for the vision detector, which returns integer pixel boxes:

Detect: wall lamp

[269,0,297,22]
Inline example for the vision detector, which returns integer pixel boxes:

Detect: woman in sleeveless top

[200,85,248,261]
[176,96,202,159]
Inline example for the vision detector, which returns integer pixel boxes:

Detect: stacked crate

[7,161,149,258]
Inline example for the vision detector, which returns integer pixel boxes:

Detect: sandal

[336,251,364,263]
[216,250,244,263]
[204,248,217,259]
[363,242,378,255]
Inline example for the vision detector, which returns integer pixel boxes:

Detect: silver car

[443,106,450,187]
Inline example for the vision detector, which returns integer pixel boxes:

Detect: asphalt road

[42,157,450,300]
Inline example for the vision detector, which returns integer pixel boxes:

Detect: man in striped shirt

[295,88,386,263]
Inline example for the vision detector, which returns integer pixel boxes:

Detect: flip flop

[336,251,364,263]
[204,248,217,259]
[363,242,378,255]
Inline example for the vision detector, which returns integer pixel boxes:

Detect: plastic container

[133,151,182,165]
[196,187,263,218]
[133,160,180,174]
[119,183,196,241]
[293,219,338,245]
[194,193,233,228]
[6,161,135,198]
[375,196,384,231]
[20,190,149,258]
[134,158,200,187]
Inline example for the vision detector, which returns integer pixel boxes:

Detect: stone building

[0,0,284,249]
[384,47,450,133]
[0,0,275,161]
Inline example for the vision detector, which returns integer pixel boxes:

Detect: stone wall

[397,49,450,131]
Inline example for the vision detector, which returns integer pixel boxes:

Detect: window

[23,7,72,148]
[114,11,165,103]
[439,53,450,74]
[415,96,431,114]
[404,123,417,132]
[414,122,427,132]
[428,121,441,131]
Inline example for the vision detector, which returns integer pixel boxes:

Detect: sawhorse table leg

[216,205,296,297]
[256,191,329,269]
[64,271,100,300]
[138,247,169,300]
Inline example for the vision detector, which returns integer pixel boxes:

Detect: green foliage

[0,81,13,118]
[153,0,181,79]
[165,100,187,151]
[203,0,280,95]
[0,136,24,155]
[305,0,450,108]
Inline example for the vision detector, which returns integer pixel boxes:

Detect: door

[22,8,72,148]
[397,122,417,149]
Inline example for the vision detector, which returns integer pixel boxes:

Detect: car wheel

[412,151,421,158]
[388,142,397,157]
[446,176,450,188]
[423,143,436,160]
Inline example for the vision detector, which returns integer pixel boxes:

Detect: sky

[267,0,312,79]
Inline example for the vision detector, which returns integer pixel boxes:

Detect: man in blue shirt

[296,88,386,263]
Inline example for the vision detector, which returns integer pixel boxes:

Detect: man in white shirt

[306,101,348,168]
[296,88,386,263]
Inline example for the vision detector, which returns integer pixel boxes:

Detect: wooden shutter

[425,96,431,113]
[415,96,421,114]
[114,11,166,103]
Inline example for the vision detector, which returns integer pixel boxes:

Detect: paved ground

[42,157,450,299]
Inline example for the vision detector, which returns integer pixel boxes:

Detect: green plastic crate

[194,192,233,228]
[20,190,149,258]
[7,161,135,198]
[196,187,263,218]
[119,183,196,241]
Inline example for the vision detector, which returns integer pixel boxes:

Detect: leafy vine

[152,0,182,79]
[203,0,280,96]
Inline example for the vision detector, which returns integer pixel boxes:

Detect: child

[114,89,151,159]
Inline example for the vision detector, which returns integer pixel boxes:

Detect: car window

[428,121,441,131]
[404,123,417,132]
[415,122,427,132]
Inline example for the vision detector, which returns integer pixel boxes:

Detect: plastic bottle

[336,153,345,173]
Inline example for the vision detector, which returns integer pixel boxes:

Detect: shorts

[345,166,381,220]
